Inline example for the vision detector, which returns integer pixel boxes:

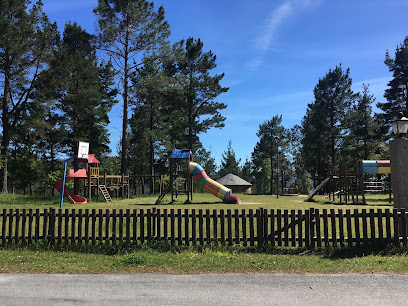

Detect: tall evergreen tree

[240,158,253,184]
[377,36,408,128]
[302,65,355,183]
[195,147,217,178]
[252,115,286,194]
[218,140,240,178]
[168,38,229,151]
[44,23,117,158]
[314,65,355,163]
[344,84,384,160]
[130,53,170,193]
[289,125,312,194]
[94,0,170,175]
[0,0,57,193]
[128,109,150,194]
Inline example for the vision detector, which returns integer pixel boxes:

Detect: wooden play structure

[156,149,193,204]
[133,174,166,195]
[55,152,130,204]
[156,149,242,205]
[281,187,298,196]
[304,160,392,204]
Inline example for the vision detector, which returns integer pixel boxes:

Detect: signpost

[59,142,89,208]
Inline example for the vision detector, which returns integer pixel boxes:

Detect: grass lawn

[1,192,404,274]
[1,246,408,274]
[0,192,393,211]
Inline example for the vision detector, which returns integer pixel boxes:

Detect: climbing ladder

[304,177,332,202]
[99,185,112,202]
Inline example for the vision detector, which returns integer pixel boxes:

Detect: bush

[122,252,148,265]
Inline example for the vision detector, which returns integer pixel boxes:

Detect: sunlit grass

[0,192,404,274]
[1,246,408,274]
[0,192,393,211]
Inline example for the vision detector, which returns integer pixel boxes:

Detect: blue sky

[43,0,408,166]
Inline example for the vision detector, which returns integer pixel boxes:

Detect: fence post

[48,208,56,245]
[304,209,310,248]
[400,208,407,246]
[1,209,6,246]
[310,208,315,248]
[43,209,48,242]
[256,208,264,248]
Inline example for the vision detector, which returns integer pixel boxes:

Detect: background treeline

[0,1,407,196]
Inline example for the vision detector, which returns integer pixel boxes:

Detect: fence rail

[1,208,407,248]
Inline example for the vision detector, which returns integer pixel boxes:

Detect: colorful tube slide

[54,169,88,204]
[189,162,241,204]
[356,160,391,175]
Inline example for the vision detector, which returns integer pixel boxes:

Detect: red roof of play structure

[78,154,100,164]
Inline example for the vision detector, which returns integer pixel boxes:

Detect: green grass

[0,192,394,211]
[0,192,402,274]
[1,246,408,274]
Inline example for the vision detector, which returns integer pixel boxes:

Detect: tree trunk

[270,147,274,195]
[188,69,194,151]
[73,135,79,195]
[0,68,11,194]
[121,27,130,175]
[50,145,55,196]
[149,102,154,194]
[140,162,145,195]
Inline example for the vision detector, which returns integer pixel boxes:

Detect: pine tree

[344,84,384,160]
[240,158,253,184]
[302,65,355,183]
[195,147,217,178]
[377,36,408,128]
[252,115,286,194]
[0,0,57,192]
[130,53,171,193]
[168,38,229,151]
[94,0,170,175]
[44,23,117,157]
[288,125,312,194]
[218,140,241,178]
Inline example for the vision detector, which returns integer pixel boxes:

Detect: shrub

[122,252,148,265]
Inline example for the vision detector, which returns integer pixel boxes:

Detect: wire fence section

[1,207,407,248]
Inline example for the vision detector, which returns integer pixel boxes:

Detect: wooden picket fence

[1,207,408,248]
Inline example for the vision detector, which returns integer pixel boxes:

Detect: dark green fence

[1,208,407,247]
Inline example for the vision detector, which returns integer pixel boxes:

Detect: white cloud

[249,0,321,70]
[353,76,390,99]
[255,1,293,52]
[246,56,264,71]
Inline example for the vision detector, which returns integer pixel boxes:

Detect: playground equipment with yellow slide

[156,149,241,204]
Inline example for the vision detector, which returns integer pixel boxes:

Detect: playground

[51,144,394,210]
[0,191,392,212]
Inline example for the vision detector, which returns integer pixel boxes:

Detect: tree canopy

[377,36,408,131]
[94,0,170,175]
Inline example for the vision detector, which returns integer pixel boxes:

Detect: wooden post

[170,160,174,203]
[97,172,100,201]
[122,173,125,199]
[152,171,155,195]
[88,165,92,202]
[186,160,191,202]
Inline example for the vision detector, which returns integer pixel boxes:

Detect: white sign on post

[78,141,89,159]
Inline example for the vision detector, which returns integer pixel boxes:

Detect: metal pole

[276,146,279,199]
[59,156,75,209]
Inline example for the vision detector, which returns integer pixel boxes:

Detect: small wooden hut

[216,173,252,194]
